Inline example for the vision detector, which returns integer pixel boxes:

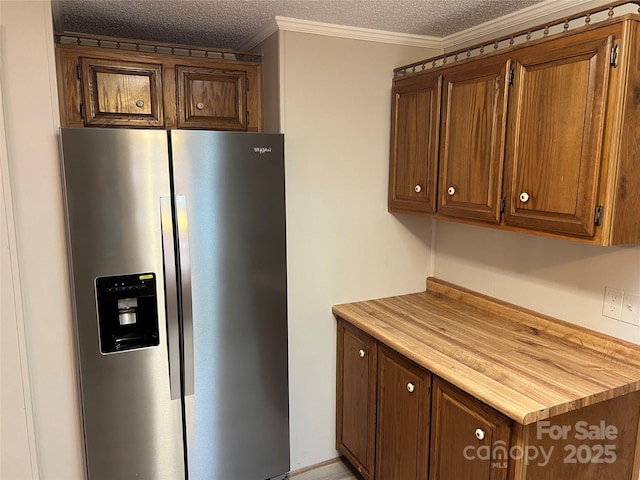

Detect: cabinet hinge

[76,64,81,80]
[594,205,604,226]
[508,68,514,85]
[246,111,250,126]
[79,103,85,120]
[610,45,619,68]
[246,79,250,91]
[500,198,505,214]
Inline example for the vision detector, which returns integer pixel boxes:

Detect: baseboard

[288,456,343,477]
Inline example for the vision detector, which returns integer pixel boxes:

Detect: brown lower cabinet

[430,377,511,480]
[376,345,431,480]
[336,317,640,479]
[336,319,377,479]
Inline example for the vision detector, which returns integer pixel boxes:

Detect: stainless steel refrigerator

[60,128,289,480]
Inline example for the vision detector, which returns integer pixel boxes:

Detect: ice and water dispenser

[95,273,160,353]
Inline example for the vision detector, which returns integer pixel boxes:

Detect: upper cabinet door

[177,66,247,130]
[438,56,511,223]
[80,57,164,127]
[504,33,613,237]
[389,73,441,215]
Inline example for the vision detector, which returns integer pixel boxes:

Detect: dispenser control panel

[95,273,160,354]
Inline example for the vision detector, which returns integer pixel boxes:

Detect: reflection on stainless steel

[61,128,289,480]
[175,195,194,397]
[161,196,182,401]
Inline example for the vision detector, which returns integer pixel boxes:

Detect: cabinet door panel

[439,56,510,223]
[430,378,511,480]
[80,57,163,127]
[376,345,431,480]
[336,319,376,480]
[504,34,612,237]
[389,74,441,214]
[177,66,247,130]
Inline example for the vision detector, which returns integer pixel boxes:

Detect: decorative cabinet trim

[394,1,640,77]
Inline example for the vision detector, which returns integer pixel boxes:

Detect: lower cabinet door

[336,319,377,479]
[430,377,512,480]
[376,345,431,480]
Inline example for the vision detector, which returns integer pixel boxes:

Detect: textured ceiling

[53,0,545,50]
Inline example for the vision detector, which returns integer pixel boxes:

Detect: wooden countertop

[332,277,640,425]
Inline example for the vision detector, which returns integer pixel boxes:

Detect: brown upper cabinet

[438,55,510,224]
[79,57,164,127]
[389,14,640,245]
[504,32,613,238]
[56,35,262,132]
[389,73,441,214]
[176,66,247,130]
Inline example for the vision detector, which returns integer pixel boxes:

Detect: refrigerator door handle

[176,195,195,396]
[160,197,182,400]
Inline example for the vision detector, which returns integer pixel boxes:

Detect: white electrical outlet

[603,287,623,321]
[621,292,640,327]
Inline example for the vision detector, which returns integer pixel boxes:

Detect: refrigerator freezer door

[60,128,185,480]
[171,130,290,479]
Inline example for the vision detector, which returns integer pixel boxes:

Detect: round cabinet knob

[196,102,205,110]
[135,100,145,108]
[414,185,422,193]
[447,186,456,196]
[475,428,486,441]
[519,192,530,203]
[359,349,365,358]
[406,382,415,393]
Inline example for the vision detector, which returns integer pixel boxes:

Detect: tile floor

[290,458,362,480]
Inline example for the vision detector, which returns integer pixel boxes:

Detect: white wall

[277,31,438,469]
[433,223,640,343]
[252,32,281,133]
[0,1,84,478]
[1,78,38,479]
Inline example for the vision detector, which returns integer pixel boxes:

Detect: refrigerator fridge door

[170,130,290,479]
[61,128,185,480]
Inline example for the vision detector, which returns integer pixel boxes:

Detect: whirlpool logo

[254,147,272,154]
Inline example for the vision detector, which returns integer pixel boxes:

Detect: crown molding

[241,0,613,52]
[275,16,442,48]
[238,17,280,51]
[240,16,442,50]
[441,0,606,50]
